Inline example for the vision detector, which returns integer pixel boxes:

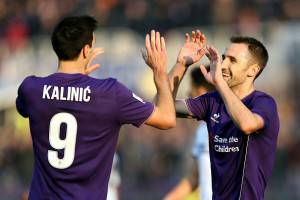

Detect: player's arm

[169,30,206,99]
[143,30,176,130]
[163,159,198,200]
[155,30,205,120]
[168,30,206,119]
[175,99,197,119]
[200,46,264,135]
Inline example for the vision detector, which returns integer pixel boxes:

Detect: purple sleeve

[115,81,154,127]
[16,78,29,118]
[250,95,279,130]
[185,93,211,120]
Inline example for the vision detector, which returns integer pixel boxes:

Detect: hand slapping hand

[142,30,167,74]
[177,30,206,67]
[200,45,223,85]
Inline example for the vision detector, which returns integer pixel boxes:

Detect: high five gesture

[177,30,206,67]
[200,46,224,86]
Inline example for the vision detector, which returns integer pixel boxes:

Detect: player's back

[16,73,153,199]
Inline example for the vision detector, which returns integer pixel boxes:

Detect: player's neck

[231,83,255,100]
[57,60,86,74]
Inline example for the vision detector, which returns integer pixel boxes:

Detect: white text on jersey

[42,85,91,102]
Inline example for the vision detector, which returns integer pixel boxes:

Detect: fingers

[161,37,166,52]
[206,46,215,61]
[196,30,201,44]
[197,49,206,60]
[205,46,212,61]
[200,64,208,76]
[151,30,156,51]
[205,45,216,62]
[144,30,167,72]
[206,45,221,62]
[146,30,165,52]
[205,50,210,58]
[192,31,196,42]
[84,64,100,75]
[185,30,205,46]
[212,46,221,61]
[200,33,206,46]
[141,49,148,64]
[87,48,104,68]
[89,48,104,61]
[156,31,161,50]
[185,33,190,43]
[145,34,152,54]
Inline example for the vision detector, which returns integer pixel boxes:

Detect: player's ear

[197,87,208,96]
[247,63,260,78]
[82,44,91,59]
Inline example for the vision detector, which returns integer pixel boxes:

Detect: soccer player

[164,67,213,200]
[16,16,175,199]
[169,30,280,200]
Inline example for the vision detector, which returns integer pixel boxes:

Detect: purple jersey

[16,73,154,200]
[186,91,279,200]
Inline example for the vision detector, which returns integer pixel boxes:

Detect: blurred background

[0,0,299,199]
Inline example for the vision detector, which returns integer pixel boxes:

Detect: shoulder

[187,91,221,108]
[251,91,277,108]
[18,75,37,91]
[190,91,219,101]
[90,78,134,99]
[86,77,120,93]
[250,91,279,128]
[88,76,118,86]
[21,75,37,84]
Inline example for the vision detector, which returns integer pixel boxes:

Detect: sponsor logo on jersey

[210,113,220,123]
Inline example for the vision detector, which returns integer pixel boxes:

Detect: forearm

[168,62,188,99]
[216,80,262,134]
[154,71,176,126]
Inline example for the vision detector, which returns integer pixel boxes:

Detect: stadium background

[0,0,299,199]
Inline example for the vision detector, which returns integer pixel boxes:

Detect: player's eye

[230,57,237,63]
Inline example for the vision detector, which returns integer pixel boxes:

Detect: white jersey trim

[238,135,250,200]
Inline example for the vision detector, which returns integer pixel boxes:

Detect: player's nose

[221,58,230,70]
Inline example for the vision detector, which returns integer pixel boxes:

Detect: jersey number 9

[48,112,77,169]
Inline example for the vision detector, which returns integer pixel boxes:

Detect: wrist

[153,68,168,76]
[153,72,169,87]
[176,60,189,68]
[215,78,227,90]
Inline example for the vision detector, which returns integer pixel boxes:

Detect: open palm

[177,30,206,67]
[200,45,223,85]
[84,48,104,75]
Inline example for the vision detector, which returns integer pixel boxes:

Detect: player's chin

[225,79,232,87]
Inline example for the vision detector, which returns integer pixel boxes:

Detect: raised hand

[200,46,223,85]
[84,48,104,75]
[177,30,206,67]
[142,30,167,74]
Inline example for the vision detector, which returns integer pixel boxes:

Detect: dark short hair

[51,15,98,61]
[230,36,268,78]
[190,66,214,91]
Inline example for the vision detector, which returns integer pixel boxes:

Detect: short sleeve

[115,81,154,127]
[250,95,279,130]
[16,79,29,118]
[185,93,212,120]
